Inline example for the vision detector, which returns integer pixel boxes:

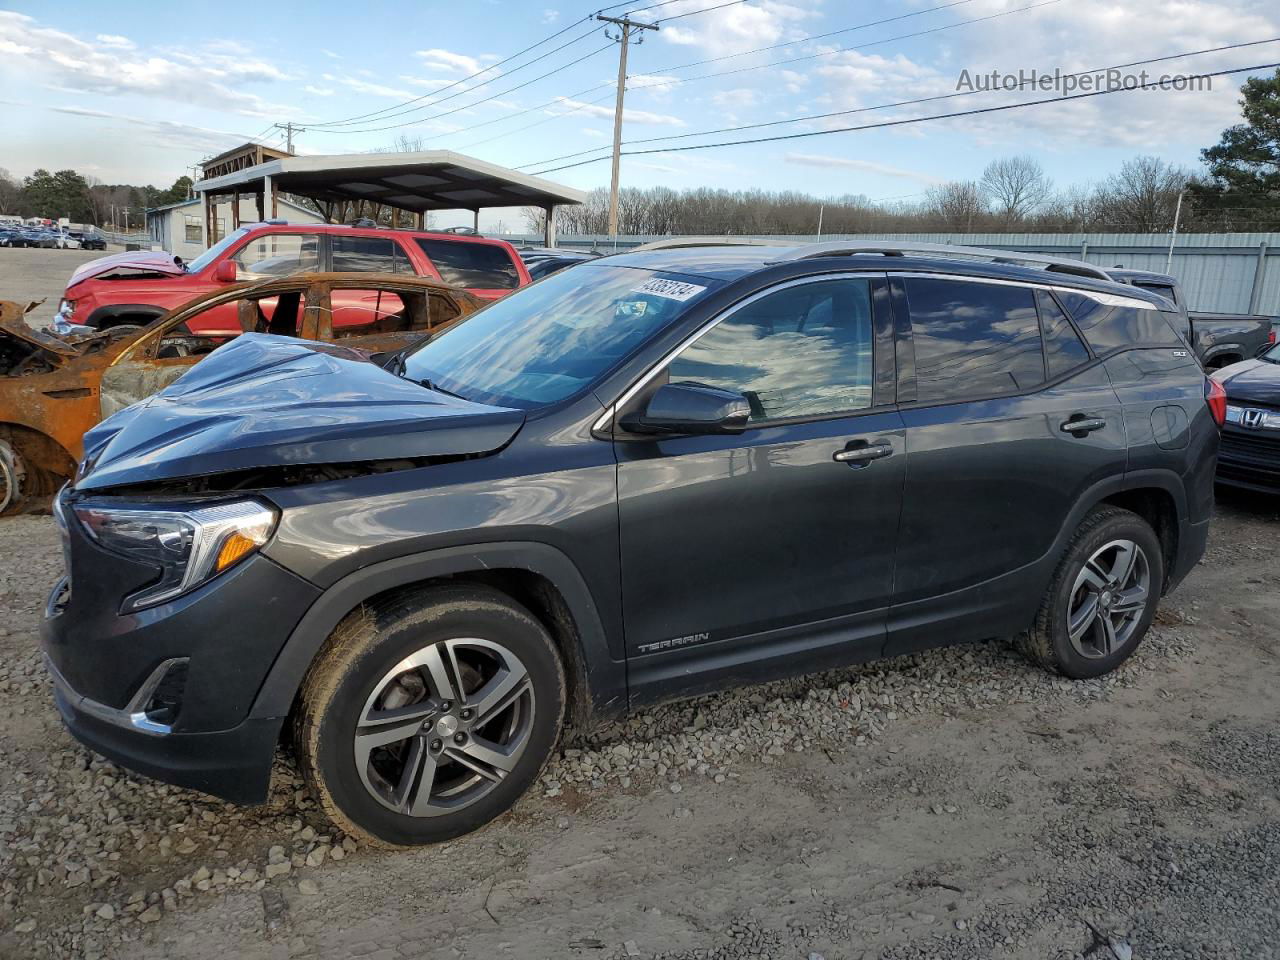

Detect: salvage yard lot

[1,250,1279,959]
[0,246,118,328]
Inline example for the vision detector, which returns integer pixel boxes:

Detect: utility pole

[274,122,304,153]
[597,13,658,239]
[186,163,202,199]
[1165,189,1185,274]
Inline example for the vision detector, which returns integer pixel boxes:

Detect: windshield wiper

[415,378,467,400]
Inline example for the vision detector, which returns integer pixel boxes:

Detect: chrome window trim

[889,271,1157,311]
[592,271,886,433]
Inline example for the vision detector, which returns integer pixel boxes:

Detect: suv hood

[77,333,525,491]
[1216,357,1280,406]
[67,250,187,287]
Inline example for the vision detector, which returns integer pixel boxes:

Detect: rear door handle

[1060,415,1107,436]
[834,441,894,464]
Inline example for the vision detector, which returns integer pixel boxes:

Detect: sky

[1,0,1277,232]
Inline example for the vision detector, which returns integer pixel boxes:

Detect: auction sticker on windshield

[633,278,707,301]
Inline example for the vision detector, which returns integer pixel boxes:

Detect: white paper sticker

[633,277,707,302]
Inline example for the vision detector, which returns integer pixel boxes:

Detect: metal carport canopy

[193,150,585,242]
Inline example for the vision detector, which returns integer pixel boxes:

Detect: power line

[306,0,753,139]
[417,0,990,155]
[519,36,1280,170]
[450,90,619,151]
[526,62,1280,175]
[307,14,598,128]
[655,0,977,73]
[308,24,603,129]
[657,0,747,22]
[306,43,614,135]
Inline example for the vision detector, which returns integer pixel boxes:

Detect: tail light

[1205,377,1227,428]
[1268,327,1276,346]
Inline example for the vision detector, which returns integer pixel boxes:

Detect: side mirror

[213,261,238,283]
[621,382,751,436]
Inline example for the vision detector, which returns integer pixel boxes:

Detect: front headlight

[73,499,277,612]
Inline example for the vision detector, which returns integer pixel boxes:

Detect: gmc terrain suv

[43,241,1220,846]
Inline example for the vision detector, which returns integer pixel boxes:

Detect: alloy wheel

[353,637,535,817]
[1066,539,1151,659]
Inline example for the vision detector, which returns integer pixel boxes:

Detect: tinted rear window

[1057,292,1183,354]
[332,236,408,273]
[904,277,1045,403]
[415,239,519,289]
[1036,289,1091,378]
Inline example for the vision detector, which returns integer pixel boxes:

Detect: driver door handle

[834,440,894,465]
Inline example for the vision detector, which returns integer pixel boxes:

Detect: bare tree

[0,167,22,215]
[981,156,1053,225]
[522,206,547,233]
[1093,156,1190,231]
[923,181,987,231]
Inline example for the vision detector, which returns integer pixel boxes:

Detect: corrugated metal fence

[507,232,1280,316]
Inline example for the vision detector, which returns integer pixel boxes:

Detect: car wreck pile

[0,273,481,514]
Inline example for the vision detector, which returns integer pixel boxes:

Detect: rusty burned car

[0,273,481,513]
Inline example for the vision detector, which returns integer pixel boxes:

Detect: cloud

[552,96,685,126]
[785,153,947,185]
[303,85,335,96]
[416,48,489,76]
[659,0,814,58]
[95,34,134,50]
[837,0,1280,150]
[0,11,296,118]
[542,9,560,23]
[25,102,258,154]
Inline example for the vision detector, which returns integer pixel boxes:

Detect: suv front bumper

[47,653,283,803]
[41,522,322,804]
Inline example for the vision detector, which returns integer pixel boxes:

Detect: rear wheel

[0,442,20,515]
[294,585,566,846]
[1015,507,1163,678]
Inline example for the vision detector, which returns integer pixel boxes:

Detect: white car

[53,232,81,250]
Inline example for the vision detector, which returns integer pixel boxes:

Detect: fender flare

[1200,343,1246,366]
[248,541,626,724]
[1047,467,1188,580]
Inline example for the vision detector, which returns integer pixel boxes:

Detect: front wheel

[1015,506,1164,679]
[294,585,566,846]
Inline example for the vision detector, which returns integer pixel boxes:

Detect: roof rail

[623,236,787,253]
[768,241,1111,281]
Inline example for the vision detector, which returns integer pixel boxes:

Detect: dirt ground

[1,250,1279,959]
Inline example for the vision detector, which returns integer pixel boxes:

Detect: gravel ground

[0,489,1277,959]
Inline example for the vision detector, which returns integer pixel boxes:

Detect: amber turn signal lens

[215,531,261,573]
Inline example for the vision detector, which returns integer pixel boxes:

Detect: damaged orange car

[0,274,481,513]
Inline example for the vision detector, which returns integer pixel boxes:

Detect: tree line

[0,168,194,229]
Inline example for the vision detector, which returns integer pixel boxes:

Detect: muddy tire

[1014,506,1164,679]
[294,585,566,847]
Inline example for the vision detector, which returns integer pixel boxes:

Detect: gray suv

[42,242,1221,845]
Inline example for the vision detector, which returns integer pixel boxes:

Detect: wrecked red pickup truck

[56,221,529,335]
[1,273,481,513]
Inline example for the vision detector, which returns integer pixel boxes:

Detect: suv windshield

[403,264,716,409]
[187,227,251,273]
